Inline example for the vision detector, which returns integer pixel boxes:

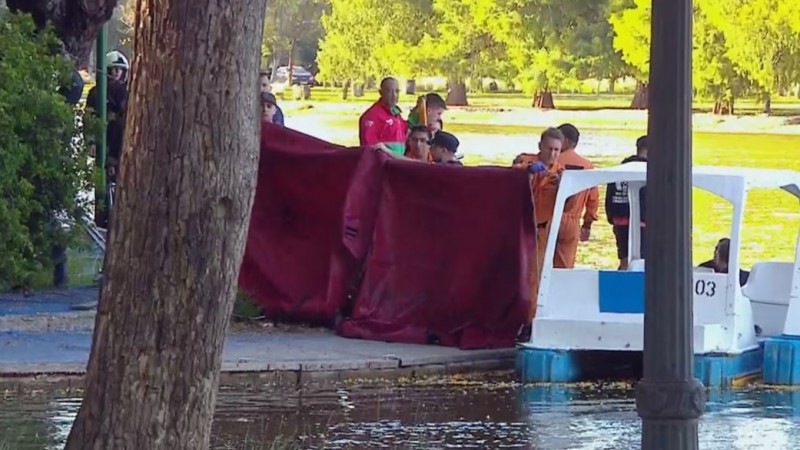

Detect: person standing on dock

[512,124,598,269]
[359,77,407,156]
[605,135,648,270]
[519,127,566,321]
[555,123,598,268]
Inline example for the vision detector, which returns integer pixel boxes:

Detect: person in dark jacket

[605,135,648,270]
[698,238,750,286]
[429,131,462,165]
[86,51,129,228]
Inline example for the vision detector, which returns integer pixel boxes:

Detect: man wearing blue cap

[429,131,463,165]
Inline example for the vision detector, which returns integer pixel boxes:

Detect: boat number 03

[694,279,717,297]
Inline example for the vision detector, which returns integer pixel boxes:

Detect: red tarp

[240,124,536,349]
[238,125,362,324]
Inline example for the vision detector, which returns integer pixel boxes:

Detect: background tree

[420,0,517,106]
[317,0,426,97]
[64,0,267,448]
[261,0,327,78]
[509,0,624,109]
[692,2,751,115]
[702,0,800,114]
[0,12,93,290]
[609,0,650,109]
[6,0,117,63]
[566,0,630,94]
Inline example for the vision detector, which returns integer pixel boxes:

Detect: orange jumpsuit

[556,149,598,268]
[512,154,565,321]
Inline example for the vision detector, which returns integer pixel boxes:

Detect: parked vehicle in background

[275,66,314,85]
[270,66,315,94]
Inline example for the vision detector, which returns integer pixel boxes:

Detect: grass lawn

[27,233,102,291]
[55,87,800,286]
[292,99,800,271]
[292,87,800,117]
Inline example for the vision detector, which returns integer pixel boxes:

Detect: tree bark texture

[631,81,649,110]
[446,78,468,106]
[533,91,555,109]
[64,0,267,448]
[7,0,118,63]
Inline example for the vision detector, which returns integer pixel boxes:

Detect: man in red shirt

[359,77,408,155]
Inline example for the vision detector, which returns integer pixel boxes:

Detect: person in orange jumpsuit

[555,123,598,268]
[512,127,565,322]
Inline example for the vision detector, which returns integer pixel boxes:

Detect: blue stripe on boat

[598,271,645,314]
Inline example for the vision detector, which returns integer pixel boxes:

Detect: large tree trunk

[608,78,617,95]
[446,78,468,106]
[64,0,266,448]
[7,0,117,63]
[630,81,649,110]
[533,91,555,109]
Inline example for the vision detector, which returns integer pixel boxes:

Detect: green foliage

[233,291,264,321]
[702,0,800,100]
[317,0,429,83]
[609,0,796,109]
[418,0,516,83]
[0,12,93,289]
[262,0,327,70]
[608,0,649,80]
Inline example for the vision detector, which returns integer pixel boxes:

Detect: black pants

[51,244,67,288]
[613,224,646,260]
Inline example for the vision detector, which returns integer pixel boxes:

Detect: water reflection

[4,382,800,449]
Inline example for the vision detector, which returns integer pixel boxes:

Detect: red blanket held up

[239,124,536,349]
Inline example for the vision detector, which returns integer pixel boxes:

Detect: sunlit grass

[288,87,800,116]
[310,106,800,271]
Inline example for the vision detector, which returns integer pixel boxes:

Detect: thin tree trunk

[64,0,266,448]
[342,79,351,100]
[764,94,772,115]
[446,78,468,106]
[609,78,616,95]
[287,39,295,85]
[631,81,649,110]
[270,48,281,80]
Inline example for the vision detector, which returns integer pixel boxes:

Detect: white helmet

[106,51,130,70]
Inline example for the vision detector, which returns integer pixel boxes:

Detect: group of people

[353,78,651,282]
[358,77,461,165]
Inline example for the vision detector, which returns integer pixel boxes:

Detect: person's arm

[605,183,616,225]
[512,154,531,169]
[583,186,599,229]
[359,114,382,147]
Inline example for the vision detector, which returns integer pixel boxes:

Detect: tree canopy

[305,0,800,111]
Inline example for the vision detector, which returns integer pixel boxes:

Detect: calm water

[3,380,800,449]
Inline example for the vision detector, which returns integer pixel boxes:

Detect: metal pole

[635,0,706,447]
[95,24,107,207]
